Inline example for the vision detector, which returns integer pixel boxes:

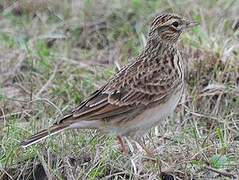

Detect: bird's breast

[107,85,184,136]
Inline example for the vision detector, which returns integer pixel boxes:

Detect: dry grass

[1,0,239,179]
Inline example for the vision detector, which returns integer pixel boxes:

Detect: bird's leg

[135,138,155,158]
[117,136,128,154]
[138,142,155,158]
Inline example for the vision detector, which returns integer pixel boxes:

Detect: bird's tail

[20,123,69,148]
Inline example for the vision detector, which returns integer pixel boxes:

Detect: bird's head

[149,13,198,44]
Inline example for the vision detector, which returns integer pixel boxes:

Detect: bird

[20,13,198,150]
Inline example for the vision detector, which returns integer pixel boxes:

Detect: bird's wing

[58,53,181,124]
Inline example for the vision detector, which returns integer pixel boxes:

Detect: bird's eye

[172,21,179,28]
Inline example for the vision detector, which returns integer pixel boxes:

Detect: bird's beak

[185,20,199,29]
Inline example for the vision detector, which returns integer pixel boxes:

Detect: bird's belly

[115,88,183,136]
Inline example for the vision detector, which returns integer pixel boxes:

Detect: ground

[0,0,239,179]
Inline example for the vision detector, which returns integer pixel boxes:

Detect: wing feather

[59,52,181,124]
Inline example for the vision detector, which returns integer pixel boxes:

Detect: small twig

[0,110,31,120]
[114,61,122,72]
[53,55,93,70]
[28,98,63,116]
[0,96,29,103]
[212,93,222,115]
[37,152,53,180]
[35,65,58,98]
[11,53,26,75]
[15,83,32,95]
[184,109,219,121]
[0,106,6,126]
[0,169,14,180]
[205,166,237,179]
[2,1,18,15]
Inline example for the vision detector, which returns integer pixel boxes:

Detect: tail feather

[20,124,69,148]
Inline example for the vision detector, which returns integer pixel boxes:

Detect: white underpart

[69,120,101,129]
[119,87,183,135]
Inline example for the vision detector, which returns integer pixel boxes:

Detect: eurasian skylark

[21,13,197,149]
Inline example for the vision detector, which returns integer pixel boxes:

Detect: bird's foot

[117,136,129,155]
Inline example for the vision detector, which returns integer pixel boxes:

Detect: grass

[0,0,239,179]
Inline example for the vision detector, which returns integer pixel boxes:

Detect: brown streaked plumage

[21,13,198,148]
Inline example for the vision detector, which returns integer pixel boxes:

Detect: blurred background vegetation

[0,0,239,179]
